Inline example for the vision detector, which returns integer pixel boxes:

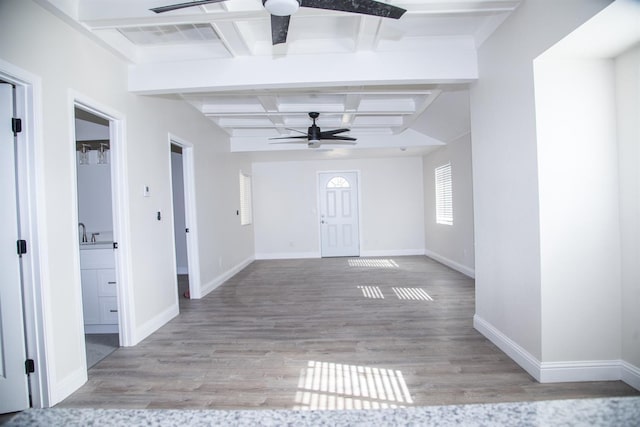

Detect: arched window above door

[326,176,350,188]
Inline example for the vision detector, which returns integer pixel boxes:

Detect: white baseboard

[473,314,541,381]
[133,303,179,345]
[254,252,319,260]
[49,366,87,406]
[621,361,640,391]
[539,360,622,383]
[360,249,426,257]
[424,250,475,278]
[474,314,640,391]
[200,256,254,297]
[255,249,427,260]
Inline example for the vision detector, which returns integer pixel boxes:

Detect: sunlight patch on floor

[294,360,413,410]
[357,285,385,299]
[348,259,399,268]
[392,287,434,301]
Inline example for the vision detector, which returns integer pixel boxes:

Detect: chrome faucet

[79,222,88,243]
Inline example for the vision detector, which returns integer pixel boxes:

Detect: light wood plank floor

[58,256,638,410]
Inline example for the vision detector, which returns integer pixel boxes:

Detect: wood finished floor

[58,256,639,410]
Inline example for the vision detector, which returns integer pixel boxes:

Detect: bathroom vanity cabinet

[80,247,118,333]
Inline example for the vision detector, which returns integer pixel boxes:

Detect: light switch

[143,185,151,197]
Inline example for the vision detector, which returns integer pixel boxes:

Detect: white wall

[0,0,254,404]
[535,56,621,362]
[469,0,613,373]
[616,44,640,374]
[422,133,475,277]
[253,157,425,259]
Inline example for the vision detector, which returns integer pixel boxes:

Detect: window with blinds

[435,163,453,225]
[239,172,252,226]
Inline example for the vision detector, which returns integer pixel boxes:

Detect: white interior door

[0,83,30,413]
[319,172,360,257]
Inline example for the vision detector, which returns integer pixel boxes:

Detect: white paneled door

[319,172,360,257]
[0,83,30,413]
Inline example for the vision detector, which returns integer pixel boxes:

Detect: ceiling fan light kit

[263,0,300,16]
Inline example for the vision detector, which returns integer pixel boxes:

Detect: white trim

[621,361,640,391]
[168,135,201,299]
[200,256,254,297]
[539,360,622,383]
[177,266,189,275]
[424,250,475,278]
[70,93,135,348]
[473,314,542,381]
[360,249,427,258]
[474,314,640,391]
[255,252,319,260]
[0,59,51,408]
[134,303,179,345]
[316,170,362,258]
[48,365,86,407]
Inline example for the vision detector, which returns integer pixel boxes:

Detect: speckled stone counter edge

[7,396,640,427]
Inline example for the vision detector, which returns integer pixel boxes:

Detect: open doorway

[74,106,119,368]
[171,144,189,299]
[169,137,200,301]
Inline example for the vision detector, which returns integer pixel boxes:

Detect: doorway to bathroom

[74,106,119,368]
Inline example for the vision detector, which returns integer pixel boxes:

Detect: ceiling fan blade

[150,0,227,13]
[321,128,351,136]
[271,15,291,45]
[269,135,309,140]
[321,135,357,141]
[299,0,406,19]
[269,141,311,144]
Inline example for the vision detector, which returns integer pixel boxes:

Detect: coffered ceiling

[41,0,521,159]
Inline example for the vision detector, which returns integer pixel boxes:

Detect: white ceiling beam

[354,16,382,51]
[211,21,251,56]
[392,89,441,134]
[129,40,477,94]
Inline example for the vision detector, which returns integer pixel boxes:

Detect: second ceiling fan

[151,0,407,45]
[270,112,356,148]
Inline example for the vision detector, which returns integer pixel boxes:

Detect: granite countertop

[7,397,640,426]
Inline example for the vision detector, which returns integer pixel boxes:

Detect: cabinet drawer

[98,269,117,297]
[99,297,119,324]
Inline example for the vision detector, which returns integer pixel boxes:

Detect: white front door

[0,83,30,413]
[319,172,360,257]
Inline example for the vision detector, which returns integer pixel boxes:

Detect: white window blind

[435,163,453,225]
[239,172,252,226]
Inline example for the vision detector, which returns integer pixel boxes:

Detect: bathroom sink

[80,241,113,250]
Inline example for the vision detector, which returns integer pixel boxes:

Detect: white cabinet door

[81,269,100,325]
